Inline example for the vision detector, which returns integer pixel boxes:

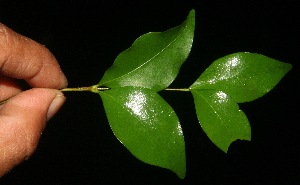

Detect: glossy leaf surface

[191,89,251,152]
[190,52,292,102]
[99,87,186,178]
[99,10,195,92]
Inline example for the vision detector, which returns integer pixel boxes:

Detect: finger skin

[0,23,68,176]
[0,23,68,89]
[0,88,65,177]
[0,75,22,101]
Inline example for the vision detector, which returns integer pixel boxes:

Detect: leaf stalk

[165,88,190,92]
[60,85,109,93]
[0,87,190,105]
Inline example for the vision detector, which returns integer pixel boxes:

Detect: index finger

[0,23,67,89]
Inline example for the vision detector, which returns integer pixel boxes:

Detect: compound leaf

[99,10,195,92]
[191,89,251,152]
[99,87,186,178]
[190,52,292,102]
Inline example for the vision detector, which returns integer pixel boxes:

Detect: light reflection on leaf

[100,87,186,178]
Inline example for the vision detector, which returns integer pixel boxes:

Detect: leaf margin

[98,9,195,92]
[190,52,293,103]
[99,86,186,178]
[191,89,251,152]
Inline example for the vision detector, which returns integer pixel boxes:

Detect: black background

[0,0,299,184]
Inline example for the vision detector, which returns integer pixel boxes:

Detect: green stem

[165,88,190,92]
[60,85,109,93]
[60,87,93,92]
[60,87,191,92]
[0,86,190,105]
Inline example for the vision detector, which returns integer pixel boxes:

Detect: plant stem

[60,87,191,92]
[0,87,190,105]
[60,86,109,93]
[165,88,190,92]
[60,87,93,92]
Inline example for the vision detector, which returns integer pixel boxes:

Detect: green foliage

[190,89,251,152]
[0,7,292,180]
[90,9,291,178]
[98,9,195,178]
[99,10,195,92]
[100,87,185,178]
[189,52,292,152]
[190,52,293,103]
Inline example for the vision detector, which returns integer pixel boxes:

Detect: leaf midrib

[195,90,232,135]
[193,67,288,89]
[101,25,187,86]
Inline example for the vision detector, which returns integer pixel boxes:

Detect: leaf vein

[102,25,186,86]
[196,91,232,134]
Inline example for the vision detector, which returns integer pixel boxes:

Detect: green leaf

[190,52,292,102]
[99,87,186,178]
[191,89,251,152]
[99,10,195,92]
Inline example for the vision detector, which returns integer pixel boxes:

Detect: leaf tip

[187,9,196,26]
[188,9,196,17]
[177,171,186,179]
[286,62,293,72]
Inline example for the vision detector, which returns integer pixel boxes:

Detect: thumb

[0,88,65,176]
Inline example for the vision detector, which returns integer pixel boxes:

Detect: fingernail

[47,92,66,121]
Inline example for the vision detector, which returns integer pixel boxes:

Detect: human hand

[0,23,68,176]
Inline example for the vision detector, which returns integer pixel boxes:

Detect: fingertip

[47,92,66,121]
